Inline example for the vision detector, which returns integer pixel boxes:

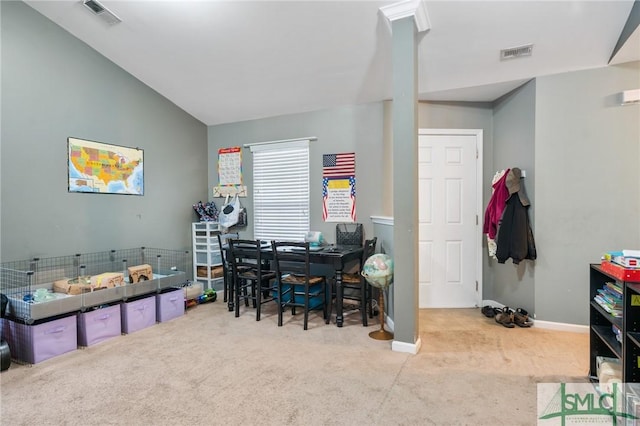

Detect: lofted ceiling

[23,0,639,126]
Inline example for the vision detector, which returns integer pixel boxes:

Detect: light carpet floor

[0,300,588,425]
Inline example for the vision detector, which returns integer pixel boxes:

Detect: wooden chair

[339,237,377,326]
[217,232,240,305]
[227,239,276,321]
[271,241,329,330]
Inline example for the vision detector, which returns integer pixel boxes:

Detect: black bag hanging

[336,223,363,247]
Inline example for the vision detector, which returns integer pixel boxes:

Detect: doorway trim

[419,128,484,308]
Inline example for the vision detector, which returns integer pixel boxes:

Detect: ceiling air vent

[500,44,533,60]
[82,0,122,25]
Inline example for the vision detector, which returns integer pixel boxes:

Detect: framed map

[67,137,144,195]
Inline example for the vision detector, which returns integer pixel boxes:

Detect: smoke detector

[82,0,122,25]
[500,44,533,60]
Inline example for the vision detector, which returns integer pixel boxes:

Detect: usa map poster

[68,137,144,195]
[322,152,356,222]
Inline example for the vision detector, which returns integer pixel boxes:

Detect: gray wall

[534,62,640,325]
[1,2,208,262]
[207,103,385,244]
[489,80,536,316]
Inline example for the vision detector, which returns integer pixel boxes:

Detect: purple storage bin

[77,304,121,346]
[1,315,77,364]
[156,289,184,323]
[121,296,156,334]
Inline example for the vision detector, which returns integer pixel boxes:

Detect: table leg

[335,269,344,327]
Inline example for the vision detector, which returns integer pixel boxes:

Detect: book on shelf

[605,250,640,268]
[594,295,623,317]
[611,324,623,343]
[597,289,623,307]
[605,281,623,296]
[612,324,621,336]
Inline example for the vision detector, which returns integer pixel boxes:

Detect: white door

[418,129,482,308]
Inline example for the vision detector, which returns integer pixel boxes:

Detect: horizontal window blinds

[252,141,309,241]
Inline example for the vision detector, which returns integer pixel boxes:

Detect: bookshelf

[589,264,640,382]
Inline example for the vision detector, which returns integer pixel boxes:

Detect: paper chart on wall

[217,147,242,186]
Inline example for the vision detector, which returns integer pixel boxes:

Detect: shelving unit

[625,282,640,383]
[589,263,640,420]
[192,222,223,292]
[589,264,640,381]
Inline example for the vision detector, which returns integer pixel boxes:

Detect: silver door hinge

[476,281,478,292]
[476,215,478,225]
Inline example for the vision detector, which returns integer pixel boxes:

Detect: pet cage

[1,247,191,364]
[0,247,191,324]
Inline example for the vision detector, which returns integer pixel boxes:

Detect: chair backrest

[270,241,312,280]
[336,223,363,247]
[362,237,377,265]
[217,232,240,267]
[227,239,263,276]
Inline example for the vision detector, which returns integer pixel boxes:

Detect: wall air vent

[500,44,533,60]
[82,0,122,25]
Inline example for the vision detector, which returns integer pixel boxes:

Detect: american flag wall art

[322,153,355,178]
[322,152,356,222]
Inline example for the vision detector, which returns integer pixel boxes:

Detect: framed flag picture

[322,152,356,222]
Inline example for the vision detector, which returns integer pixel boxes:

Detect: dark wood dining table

[226,244,363,327]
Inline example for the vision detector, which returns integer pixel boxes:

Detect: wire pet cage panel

[0,248,191,324]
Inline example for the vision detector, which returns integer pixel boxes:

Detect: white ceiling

[23,0,639,126]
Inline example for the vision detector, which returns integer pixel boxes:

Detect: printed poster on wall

[322,152,356,222]
[217,146,242,186]
[214,146,249,197]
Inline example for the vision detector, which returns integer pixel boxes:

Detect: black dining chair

[227,239,277,321]
[217,232,240,305]
[271,241,329,330]
[338,237,377,326]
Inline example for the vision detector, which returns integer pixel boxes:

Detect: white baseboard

[392,337,422,354]
[482,299,588,333]
[385,316,422,354]
[532,320,589,334]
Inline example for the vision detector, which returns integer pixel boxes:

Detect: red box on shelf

[600,261,640,282]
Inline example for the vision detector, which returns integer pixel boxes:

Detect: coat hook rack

[212,185,247,198]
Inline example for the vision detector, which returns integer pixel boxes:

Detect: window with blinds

[250,140,310,241]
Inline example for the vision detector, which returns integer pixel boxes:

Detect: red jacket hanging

[483,168,510,239]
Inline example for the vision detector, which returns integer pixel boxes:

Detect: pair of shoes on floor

[512,307,533,327]
[494,307,515,328]
[494,306,533,328]
[481,305,500,318]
